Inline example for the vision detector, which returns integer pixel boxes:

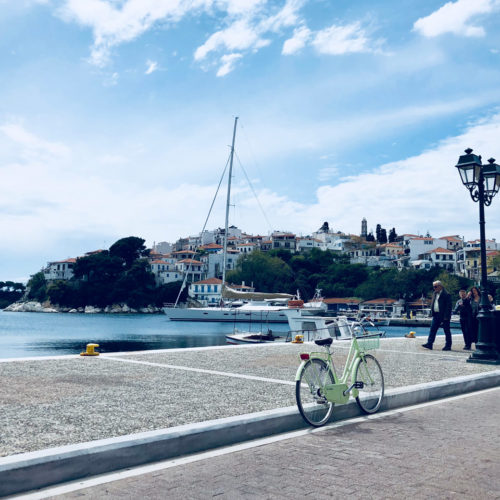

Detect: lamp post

[455,148,500,365]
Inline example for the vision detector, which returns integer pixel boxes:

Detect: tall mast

[222,116,238,288]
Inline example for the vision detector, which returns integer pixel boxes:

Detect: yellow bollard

[291,334,304,344]
[80,343,100,356]
[405,331,416,338]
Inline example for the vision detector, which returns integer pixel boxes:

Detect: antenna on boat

[222,116,238,289]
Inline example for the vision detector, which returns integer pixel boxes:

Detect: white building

[422,247,457,272]
[189,278,223,305]
[271,231,296,251]
[175,259,205,282]
[296,237,322,252]
[404,236,448,261]
[202,250,240,279]
[43,258,76,281]
[236,242,257,254]
[312,230,352,252]
[150,260,182,285]
[153,241,172,254]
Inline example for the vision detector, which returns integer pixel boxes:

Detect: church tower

[361,218,367,238]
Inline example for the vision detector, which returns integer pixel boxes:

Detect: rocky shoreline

[3,301,163,314]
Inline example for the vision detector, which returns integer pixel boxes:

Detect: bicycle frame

[295,336,367,404]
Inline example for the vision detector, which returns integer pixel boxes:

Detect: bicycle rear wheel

[296,358,335,427]
[354,354,384,414]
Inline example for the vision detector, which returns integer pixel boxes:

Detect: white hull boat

[284,309,386,342]
[164,301,291,323]
[225,329,288,344]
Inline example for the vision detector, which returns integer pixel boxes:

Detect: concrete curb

[1,369,499,497]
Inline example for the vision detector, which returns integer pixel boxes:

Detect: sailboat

[163,117,314,323]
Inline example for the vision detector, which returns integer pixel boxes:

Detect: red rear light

[300,353,310,360]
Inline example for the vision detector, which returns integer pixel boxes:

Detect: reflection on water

[0,311,290,358]
[0,310,458,359]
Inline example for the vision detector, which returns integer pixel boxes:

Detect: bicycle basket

[356,335,380,351]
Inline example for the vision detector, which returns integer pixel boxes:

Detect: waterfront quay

[1,335,500,497]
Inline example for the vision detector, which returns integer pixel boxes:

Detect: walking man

[422,280,452,351]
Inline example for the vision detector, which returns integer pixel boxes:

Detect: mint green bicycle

[295,333,384,427]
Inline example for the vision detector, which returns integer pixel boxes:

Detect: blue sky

[1,0,500,282]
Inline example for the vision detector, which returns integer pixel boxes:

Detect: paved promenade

[42,387,500,499]
[1,333,500,496]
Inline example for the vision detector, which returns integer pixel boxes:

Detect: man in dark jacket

[422,280,453,351]
[453,289,473,350]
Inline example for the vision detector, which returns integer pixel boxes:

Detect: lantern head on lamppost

[455,148,482,202]
[482,158,500,203]
[455,148,500,364]
[456,149,500,205]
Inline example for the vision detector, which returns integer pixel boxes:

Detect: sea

[0,310,459,359]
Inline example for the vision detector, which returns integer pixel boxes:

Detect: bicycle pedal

[315,398,327,404]
[354,382,364,389]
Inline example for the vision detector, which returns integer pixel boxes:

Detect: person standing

[468,286,481,345]
[453,289,473,350]
[422,280,452,351]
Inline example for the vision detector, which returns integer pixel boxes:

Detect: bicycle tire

[354,354,384,414]
[296,358,335,427]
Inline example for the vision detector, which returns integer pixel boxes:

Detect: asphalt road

[24,387,500,500]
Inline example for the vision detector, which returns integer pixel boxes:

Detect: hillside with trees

[15,240,489,312]
[227,248,476,302]
[0,281,26,309]
[24,237,187,310]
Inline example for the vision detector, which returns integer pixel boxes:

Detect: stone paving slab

[49,388,499,500]
[0,334,497,459]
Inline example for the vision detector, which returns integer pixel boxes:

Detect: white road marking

[16,386,500,500]
[103,355,296,386]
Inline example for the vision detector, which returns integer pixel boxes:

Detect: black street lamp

[455,148,500,365]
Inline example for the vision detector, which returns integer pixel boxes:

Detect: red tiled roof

[428,247,454,254]
[408,298,430,306]
[178,259,203,265]
[323,298,362,304]
[201,243,223,249]
[439,235,462,241]
[362,298,397,304]
[192,278,222,285]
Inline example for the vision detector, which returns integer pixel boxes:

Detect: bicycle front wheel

[354,354,384,414]
[296,358,335,427]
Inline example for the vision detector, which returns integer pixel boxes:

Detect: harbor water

[0,310,460,359]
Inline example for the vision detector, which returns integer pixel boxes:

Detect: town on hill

[4,220,500,314]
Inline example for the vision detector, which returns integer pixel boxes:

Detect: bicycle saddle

[314,337,333,346]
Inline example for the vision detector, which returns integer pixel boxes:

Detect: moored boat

[225,329,287,344]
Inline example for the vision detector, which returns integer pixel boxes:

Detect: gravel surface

[1,334,497,458]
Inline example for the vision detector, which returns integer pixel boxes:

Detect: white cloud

[195,0,305,69]
[413,0,499,38]
[56,0,303,68]
[216,53,243,76]
[58,0,205,66]
[282,20,383,56]
[312,22,378,55]
[145,59,158,74]
[285,114,500,241]
[1,114,500,281]
[0,123,70,158]
[317,165,340,182]
[194,19,269,61]
[282,25,311,55]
